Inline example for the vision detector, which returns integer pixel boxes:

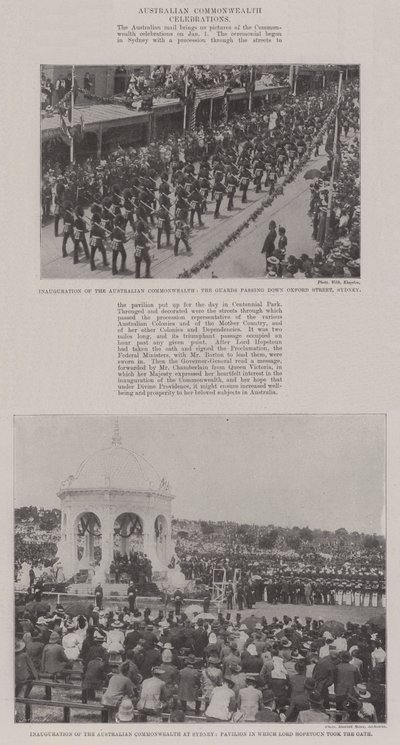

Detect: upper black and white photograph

[40,64,360,280]
[14,415,385,724]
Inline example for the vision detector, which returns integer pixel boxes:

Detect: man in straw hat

[354,683,377,722]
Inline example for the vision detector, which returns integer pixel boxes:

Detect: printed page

[0,0,399,743]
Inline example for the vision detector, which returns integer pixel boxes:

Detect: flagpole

[70,65,75,163]
[324,69,343,249]
[183,67,188,132]
[248,65,254,112]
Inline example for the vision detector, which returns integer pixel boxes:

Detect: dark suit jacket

[335,662,360,696]
[255,707,280,722]
[177,665,201,702]
[313,656,336,690]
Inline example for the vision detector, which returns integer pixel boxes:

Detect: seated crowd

[15,604,385,723]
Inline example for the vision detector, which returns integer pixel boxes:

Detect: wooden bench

[28,679,107,704]
[15,696,206,724]
[15,697,115,723]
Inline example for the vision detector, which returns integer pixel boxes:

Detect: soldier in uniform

[89,214,109,271]
[127,583,137,613]
[123,189,135,231]
[102,198,115,237]
[134,221,154,279]
[173,588,184,616]
[253,155,265,194]
[159,173,171,198]
[73,205,90,264]
[225,169,239,211]
[239,162,252,203]
[41,179,52,224]
[213,175,226,218]
[174,218,191,256]
[199,174,211,214]
[61,201,74,258]
[54,177,65,237]
[95,583,103,610]
[155,203,171,249]
[111,214,128,275]
[188,184,203,227]
[268,162,278,195]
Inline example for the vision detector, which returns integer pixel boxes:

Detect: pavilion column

[142,514,151,558]
[99,502,113,578]
[165,517,173,566]
[97,125,103,157]
[62,507,76,579]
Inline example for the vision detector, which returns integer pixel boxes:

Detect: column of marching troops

[50,130,308,277]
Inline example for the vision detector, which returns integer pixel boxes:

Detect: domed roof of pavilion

[58,421,170,494]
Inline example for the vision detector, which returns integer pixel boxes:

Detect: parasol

[25,600,51,616]
[196,612,217,621]
[63,599,94,617]
[321,620,345,636]
[366,614,385,629]
[304,169,324,180]
[242,614,259,631]
[184,604,203,618]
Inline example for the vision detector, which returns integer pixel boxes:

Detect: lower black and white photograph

[41,64,360,279]
[14,415,385,724]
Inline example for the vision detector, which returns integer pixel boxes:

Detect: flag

[74,114,85,143]
[59,113,72,145]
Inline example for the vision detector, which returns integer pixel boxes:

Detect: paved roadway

[41,147,331,280]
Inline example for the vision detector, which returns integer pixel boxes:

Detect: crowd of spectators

[15,602,386,723]
[122,66,285,106]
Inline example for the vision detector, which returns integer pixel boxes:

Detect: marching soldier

[239,162,252,203]
[155,203,171,248]
[199,174,211,214]
[41,179,52,224]
[89,214,109,270]
[213,175,226,218]
[188,184,203,227]
[73,205,90,264]
[123,189,135,231]
[225,169,239,211]
[61,201,74,257]
[111,214,128,275]
[268,162,278,195]
[54,176,65,237]
[102,197,115,236]
[212,161,225,200]
[159,173,171,197]
[134,221,154,279]
[253,155,265,194]
[174,218,191,256]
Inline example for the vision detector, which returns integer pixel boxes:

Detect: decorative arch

[113,512,143,558]
[74,511,102,566]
